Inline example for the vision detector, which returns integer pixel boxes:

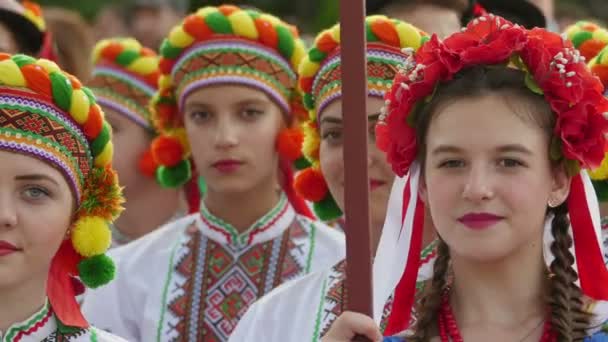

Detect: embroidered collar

[1,300,54,342]
[197,192,296,249]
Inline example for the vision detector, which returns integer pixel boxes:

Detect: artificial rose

[387,127,418,177]
[556,101,608,168]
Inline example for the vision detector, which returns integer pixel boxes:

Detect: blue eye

[190,111,211,122]
[23,186,50,200]
[499,158,523,168]
[241,108,264,119]
[439,160,465,168]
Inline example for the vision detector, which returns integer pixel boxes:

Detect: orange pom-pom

[592,64,608,87]
[151,135,184,167]
[294,168,328,202]
[159,57,176,75]
[138,149,158,177]
[0,53,10,61]
[101,42,124,62]
[68,74,82,89]
[579,39,608,61]
[141,47,156,57]
[183,14,213,41]
[143,71,160,88]
[218,4,239,16]
[21,64,52,97]
[83,105,104,140]
[277,128,304,161]
[316,32,338,53]
[255,18,278,48]
[371,19,400,47]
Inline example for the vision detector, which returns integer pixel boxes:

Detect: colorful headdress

[293,16,428,221]
[563,22,608,202]
[149,5,313,217]
[0,54,123,327]
[89,38,161,177]
[373,15,608,333]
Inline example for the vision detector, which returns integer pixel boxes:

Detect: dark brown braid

[547,203,592,341]
[406,239,450,341]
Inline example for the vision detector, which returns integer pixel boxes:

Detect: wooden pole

[339,0,373,320]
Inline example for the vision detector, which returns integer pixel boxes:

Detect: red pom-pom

[276,128,304,161]
[183,14,213,41]
[375,122,390,152]
[294,168,329,202]
[155,103,177,128]
[159,58,176,75]
[138,149,158,177]
[151,136,184,167]
[82,105,104,140]
[299,76,314,93]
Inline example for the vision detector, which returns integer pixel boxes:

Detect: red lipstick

[458,213,504,230]
[212,159,243,173]
[0,240,19,257]
[369,179,386,191]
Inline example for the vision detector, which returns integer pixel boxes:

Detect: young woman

[89,37,184,246]
[230,16,438,342]
[324,15,608,341]
[81,5,345,341]
[0,53,125,340]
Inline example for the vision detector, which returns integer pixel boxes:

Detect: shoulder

[109,214,198,270]
[294,215,345,248]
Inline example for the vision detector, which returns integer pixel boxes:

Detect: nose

[0,191,17,229]
[462,163,494,203]
[213,115,239,149]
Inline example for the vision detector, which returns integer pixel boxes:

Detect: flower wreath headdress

[373,14,608,334]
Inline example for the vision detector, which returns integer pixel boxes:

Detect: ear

[549,165,571,206]
[418,173,429,204]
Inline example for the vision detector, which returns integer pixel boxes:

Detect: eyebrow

[431,144,534,156]
[15,174,60,186]
[320,112,382,125]
[185,98,268,109]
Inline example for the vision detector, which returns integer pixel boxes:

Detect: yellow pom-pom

[299,56,320,78]
[0,60,25,87]
[121,38,142,51]
[599,48,608,65]
[70,89,90,124]
[94,141,113,167]
[331,26,341,44]
[159,75,172,90]
[367,15,388,22]
[127,56,158,75]
[169,26,194,48]
[170,128,191,156]
[590,153,608,180]
[395,22,422,50]
[91,40,109,64]
[291,39,306,68]
[196,7,217,17]
[71,216,112,257]
[36,59,61,73]
[593,29,608,43]
[260,14,281,27]
[565,25,580,39]
[229,11,258,40]
[302,123,320,161]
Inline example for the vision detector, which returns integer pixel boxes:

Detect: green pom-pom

[78,254,115,289]
[198,175,207,195]
[160,40,182,59]
[309,48,327,63]
[366,22,378,42]
[421,36,431,45]
[294,157,312,170]
[572,31,593,48]
[205,12,233,35]
[90,122,111,157]
[156,159,192,188]
[593,180,608,202]
[82,87,97,106]
[12,54,36,68]
[276,25,295,60]
[116,49,140,66]
[303,93,315,110]
[49,71,73,111]
[313,195,343,221]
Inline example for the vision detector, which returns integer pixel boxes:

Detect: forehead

[183,85,274,107]
[320,97,386,120]
[427,94,549,150]
[0,150,66,181]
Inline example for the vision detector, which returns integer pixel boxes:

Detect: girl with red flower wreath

[324,14,608,342]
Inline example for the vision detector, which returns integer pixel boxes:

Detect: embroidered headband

[0,53,123,328]
[149,4,306,189]
[293,15,428,221]
[374,15,608,333]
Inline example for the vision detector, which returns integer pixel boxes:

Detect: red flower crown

[376,14,608,177]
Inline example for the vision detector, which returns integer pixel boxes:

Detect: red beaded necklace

[437,291,556,342]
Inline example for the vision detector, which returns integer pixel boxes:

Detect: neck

[450,239,547,326]
[204,178,281,234]
[114,187,183,240]
[0,274,47,333]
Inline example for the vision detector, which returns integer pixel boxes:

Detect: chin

[445,235,516,263]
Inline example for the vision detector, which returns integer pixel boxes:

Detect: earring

[548,198,559,208]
